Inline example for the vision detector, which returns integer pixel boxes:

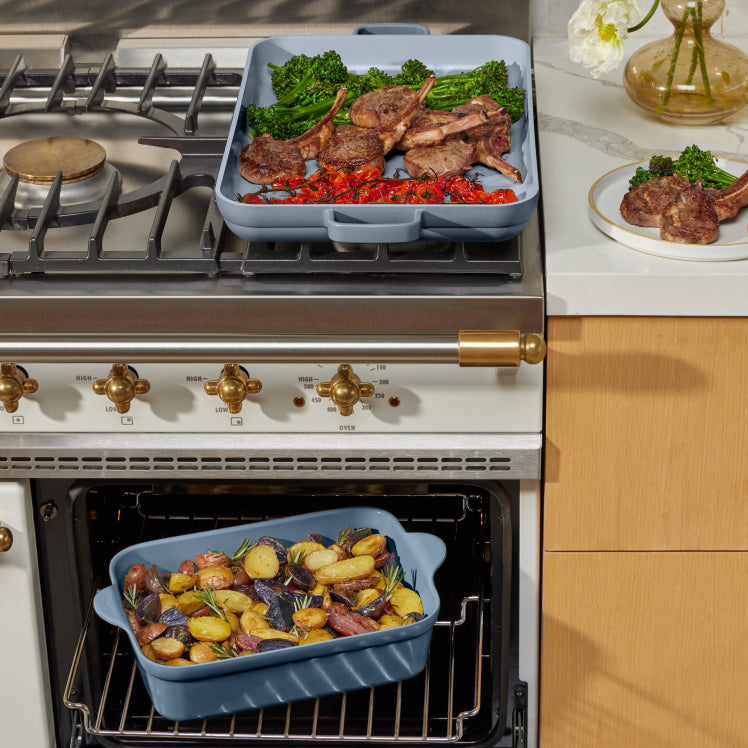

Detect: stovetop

[0,35,544,339]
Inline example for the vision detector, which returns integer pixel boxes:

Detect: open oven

[0,6,544,748]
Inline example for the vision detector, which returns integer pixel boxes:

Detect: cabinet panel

[540,551,748,748]
[544,316,748,551]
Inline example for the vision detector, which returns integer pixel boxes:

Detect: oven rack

[65,592,487,744]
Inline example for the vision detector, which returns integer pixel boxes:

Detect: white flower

[568,0,642,78]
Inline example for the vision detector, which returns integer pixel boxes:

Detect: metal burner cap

[3,136,106,185]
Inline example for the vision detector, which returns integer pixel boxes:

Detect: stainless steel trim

[0,433,542,480]
[0,333,545,364]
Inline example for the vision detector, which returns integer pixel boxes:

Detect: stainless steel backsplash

[0,0,530,58]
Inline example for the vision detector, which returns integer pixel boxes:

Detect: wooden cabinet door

[540,551,748,748]
[544,316,748,551]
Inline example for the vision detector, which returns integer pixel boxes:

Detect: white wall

[530,0,746,38]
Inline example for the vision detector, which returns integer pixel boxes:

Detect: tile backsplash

[531,0,745,37]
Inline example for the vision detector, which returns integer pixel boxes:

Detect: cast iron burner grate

[0,53,524,279]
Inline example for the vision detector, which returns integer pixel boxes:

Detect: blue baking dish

[214,33,539,243]
[94,507,446,722]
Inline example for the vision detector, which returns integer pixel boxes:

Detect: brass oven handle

[0,332,546,367]
[0,523,12,553]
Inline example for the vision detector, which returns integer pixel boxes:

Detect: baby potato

[168,572,197,594]
[165,657,192,666]
[159,593,178,612]
[189,641,218,663]
[176,590,206,616]
[292,607,327,631]
[300,629,334,645]
[243,544,280,580]
[240,609,268,634]
[188,615,232,642]
[287,540,326,559]
[315,555,376,586]
[378,613,407,630]
[196,565,234,590]
[150,636,186,661]
[351,533,386,558]
[303,548,339,573]
[389,587,424,617]
[213,589,254,613]
[141,643,160,662]
[251,628,298,643]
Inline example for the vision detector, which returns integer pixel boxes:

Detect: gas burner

[2,136,119,209]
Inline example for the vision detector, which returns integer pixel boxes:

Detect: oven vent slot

[0,452,524,478]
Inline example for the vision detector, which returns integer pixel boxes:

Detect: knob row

[0,363,376,416]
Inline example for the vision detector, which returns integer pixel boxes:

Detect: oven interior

[30,480,524,748]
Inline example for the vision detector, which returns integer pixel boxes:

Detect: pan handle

[322,208,424,243]
[352,23,430,35]
[93,585,124,628]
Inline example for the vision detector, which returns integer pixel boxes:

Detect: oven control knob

[0,524,12,553]
[93,364,150,414]
[0,363,38,413]
[316,364,374,416]
[204,364,262,414]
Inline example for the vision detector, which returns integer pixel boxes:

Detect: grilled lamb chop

[349,79,435,129]
[403,139,476,180]
[451,96,522,183]
[619,175,693,228]
[239,88,347,184]
[659,188,720,244]
[316,125,386,173]
[620,167,748,244]
[396,107,506,150]
[318,78,435,172]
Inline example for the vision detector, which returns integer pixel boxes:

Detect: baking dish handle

[323,208,424,243]
[409,532,447,570]
[93,585,123,627]
[352,23,430,35]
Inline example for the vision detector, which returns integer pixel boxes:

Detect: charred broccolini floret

[246,52,526,139]
[629,146,737,189]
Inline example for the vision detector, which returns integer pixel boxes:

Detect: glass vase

[623,0,748,124]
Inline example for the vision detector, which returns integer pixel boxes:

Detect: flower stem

[663,3,689,104]
[690,2,713,105]
[628,0,660,33]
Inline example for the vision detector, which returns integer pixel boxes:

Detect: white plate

[588,159,748,262]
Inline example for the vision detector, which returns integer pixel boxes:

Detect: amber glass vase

[623,0,748,124]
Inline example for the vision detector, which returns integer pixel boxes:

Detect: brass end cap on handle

[458,331,547,367]
[0,524,12,553]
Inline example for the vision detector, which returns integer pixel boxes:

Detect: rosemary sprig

[193,587,230,622]
[336,527,352,546]
[381,563,405,601]
[293,595,315,612]
[208,642,238,659]
[123,584,142,610]
[225,538,254,563]
[287,546,306,565]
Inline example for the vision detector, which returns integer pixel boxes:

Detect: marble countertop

[533,36,748,316]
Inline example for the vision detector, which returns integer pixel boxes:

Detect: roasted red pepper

[240,168,517,206]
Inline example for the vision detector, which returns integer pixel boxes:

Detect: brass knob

[317,364,375,416]
[0,363,38,413]
[0,524,12,552]
[204,364,262,414]
[458,331,547,367]
[93,364,150,414]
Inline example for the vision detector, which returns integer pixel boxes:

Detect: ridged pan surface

[215,34,539,243]
[94,507,446,722]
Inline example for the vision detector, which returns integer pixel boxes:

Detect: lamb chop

[403,140,477,181]
[396,107,506,150]
[620,167,748,244]
[239,88,347,184]
[318,78,435,172]
[451,96,523,184]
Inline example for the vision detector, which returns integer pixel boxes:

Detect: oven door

[25,478,528,748]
